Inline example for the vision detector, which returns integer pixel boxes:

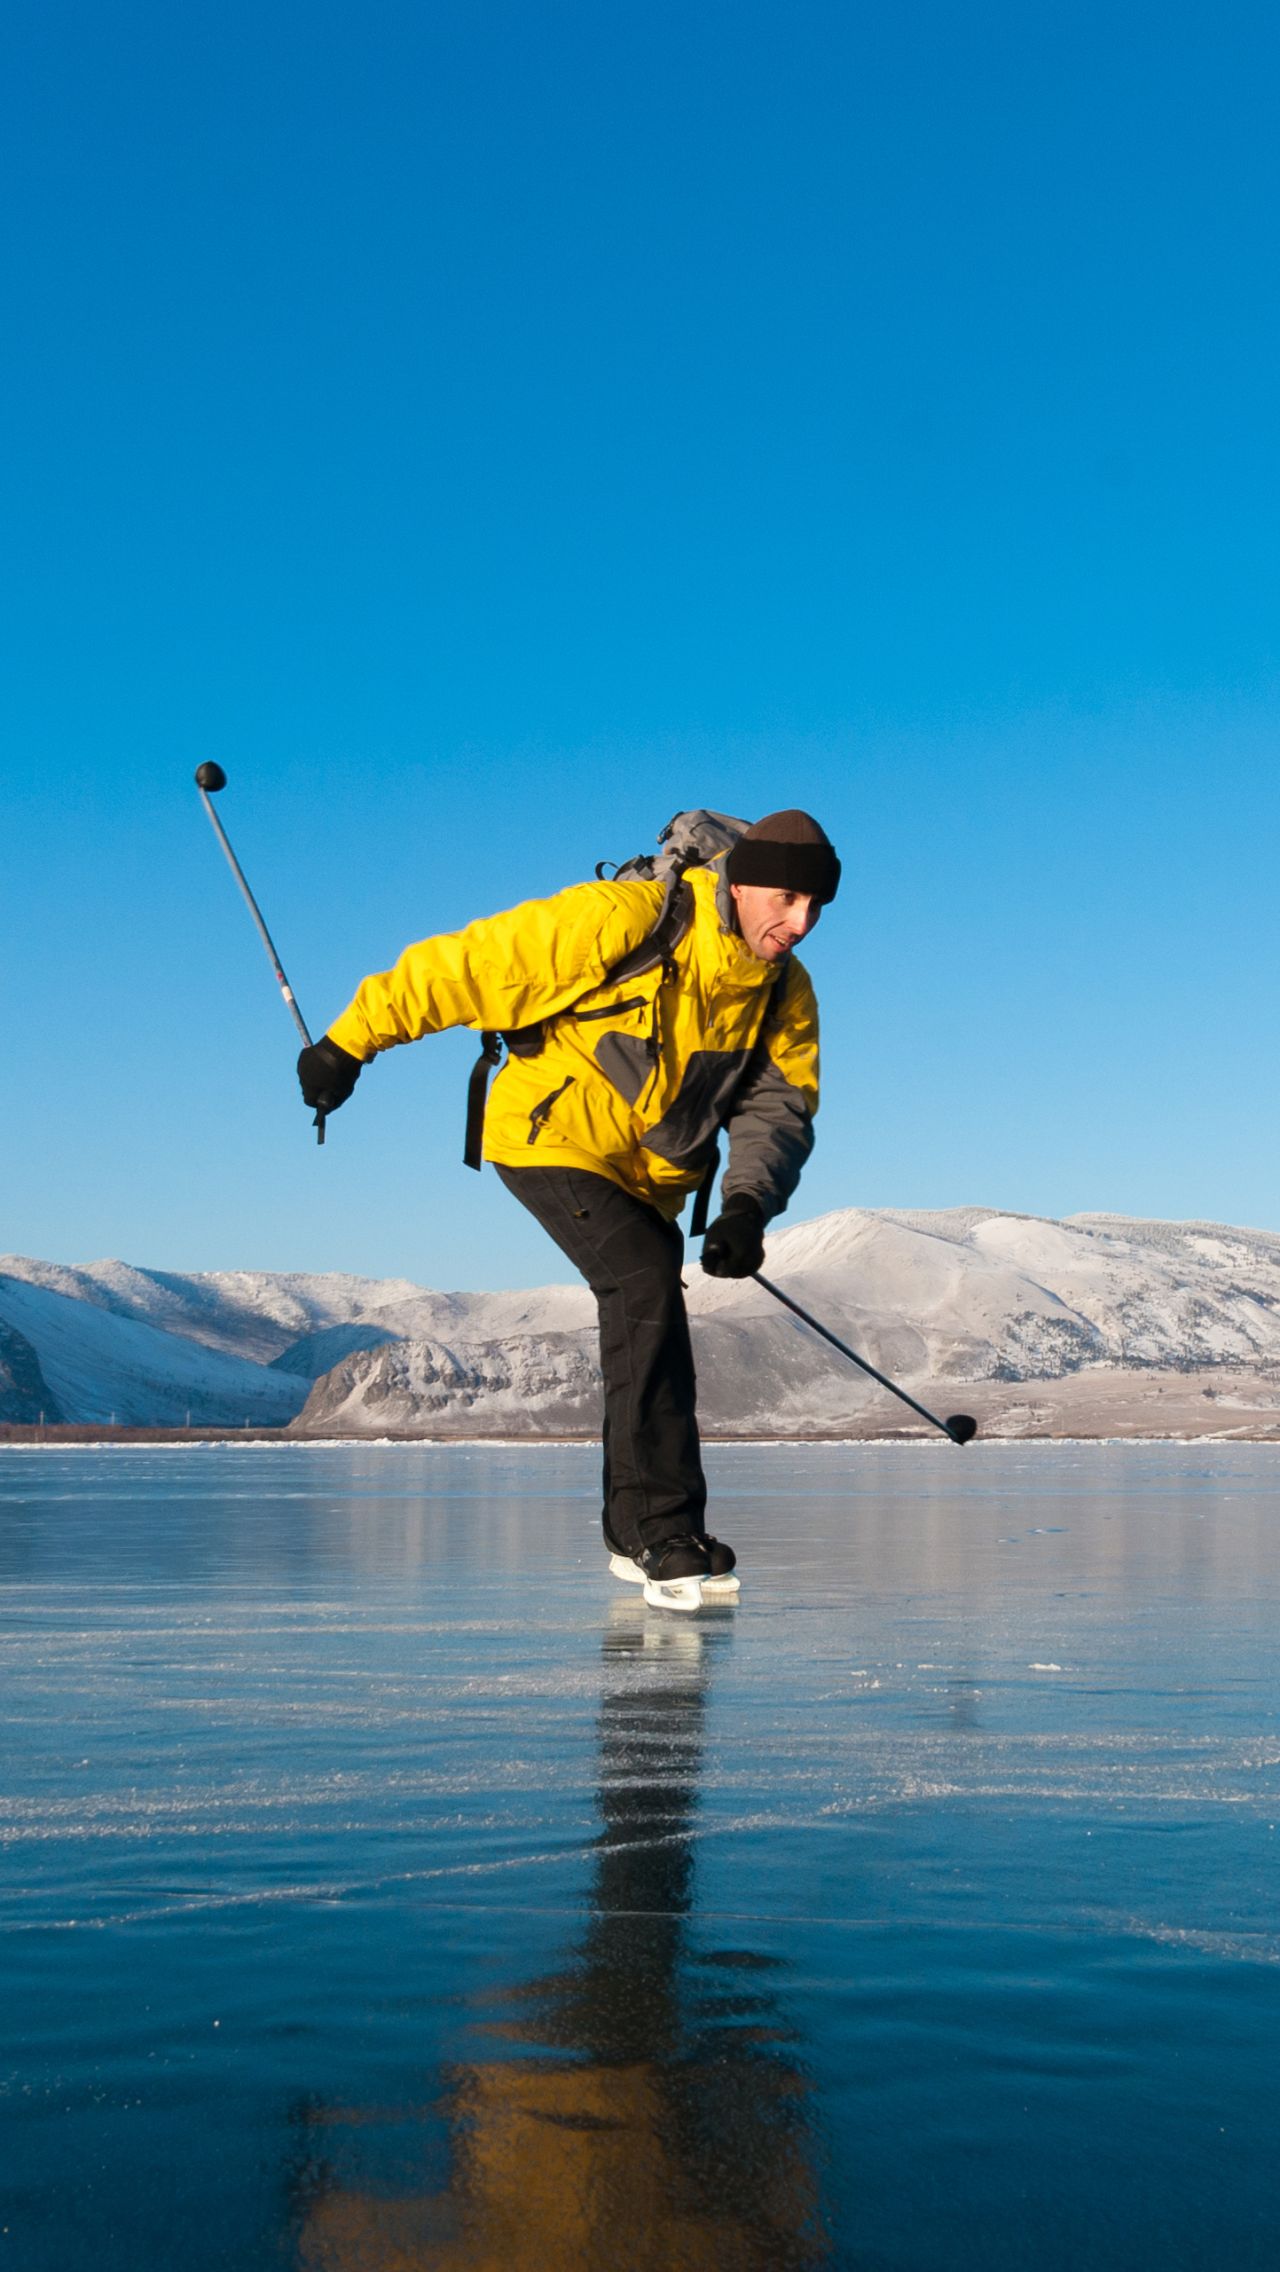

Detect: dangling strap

[689,1144,720,1238]
[464,1031,504,1170]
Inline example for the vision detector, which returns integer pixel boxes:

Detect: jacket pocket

[527,1075,576,1145]
[593,1029,657,1107]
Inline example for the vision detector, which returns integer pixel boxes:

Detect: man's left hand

[700,1199,766,1278]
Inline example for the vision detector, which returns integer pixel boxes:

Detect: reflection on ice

[293,1605,829,2270]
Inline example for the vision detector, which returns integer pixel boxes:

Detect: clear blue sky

[3,0,1278,1289]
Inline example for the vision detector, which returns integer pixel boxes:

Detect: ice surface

[2,1442,1279,2269]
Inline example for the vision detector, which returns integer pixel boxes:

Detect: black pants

[495,1165,707,1557]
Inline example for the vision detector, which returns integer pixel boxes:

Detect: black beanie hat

[725,809,841,903]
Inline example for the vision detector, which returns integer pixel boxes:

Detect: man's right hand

[700,1197,766,1278]
[297,1037,363,1115]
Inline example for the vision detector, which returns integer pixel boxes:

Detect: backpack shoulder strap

[598,874,695,986]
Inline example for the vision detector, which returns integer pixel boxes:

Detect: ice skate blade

[642,1575,704,1614]
[702,1572,740,1595]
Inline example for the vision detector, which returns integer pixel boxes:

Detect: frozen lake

[2,1441,1278,2269]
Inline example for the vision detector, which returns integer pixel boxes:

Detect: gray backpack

[464,809,748,1169]
[604,808,747,887]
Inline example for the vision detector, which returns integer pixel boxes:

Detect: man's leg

[495,1165,706,1556]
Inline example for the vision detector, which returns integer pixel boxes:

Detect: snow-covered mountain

[297,1332,607,1436]
[0,1275,307,1427]
[5,1208,1280,1435]
[0,1254,591,1426]
[690,1206,1280,1376]
[0,1255,592,1364]
[291,1208,1280,1438]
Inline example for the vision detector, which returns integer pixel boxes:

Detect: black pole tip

[945,1414,978,1445]
[195,762,227,793]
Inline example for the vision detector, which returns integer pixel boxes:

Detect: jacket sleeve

[324,880,664,1060]
[719,959,820,1223]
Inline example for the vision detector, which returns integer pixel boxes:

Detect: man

[298,809,840,1610]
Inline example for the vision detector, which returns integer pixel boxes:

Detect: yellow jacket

[327,861,820,1221]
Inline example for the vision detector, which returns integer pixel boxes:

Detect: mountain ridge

[4,1207,1280,1436]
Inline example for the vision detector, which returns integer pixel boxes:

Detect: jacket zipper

[527,1075,575,1145]
[566,996,647,1023]
[638,967,673,1108]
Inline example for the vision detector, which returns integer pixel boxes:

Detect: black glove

[297,1037,363,1115]
[700,1197,766,1278]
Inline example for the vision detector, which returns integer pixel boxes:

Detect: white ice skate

[608,1533,740,1611]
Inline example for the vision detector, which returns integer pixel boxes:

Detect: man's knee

[598,1214,684,1297]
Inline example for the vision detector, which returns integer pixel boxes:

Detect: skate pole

[193,763,326,1145]
[752,1273,976,1444]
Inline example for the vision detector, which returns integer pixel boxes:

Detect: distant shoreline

[4,1420,1279,1447]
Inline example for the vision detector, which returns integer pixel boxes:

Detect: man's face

[730,882,823,963]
